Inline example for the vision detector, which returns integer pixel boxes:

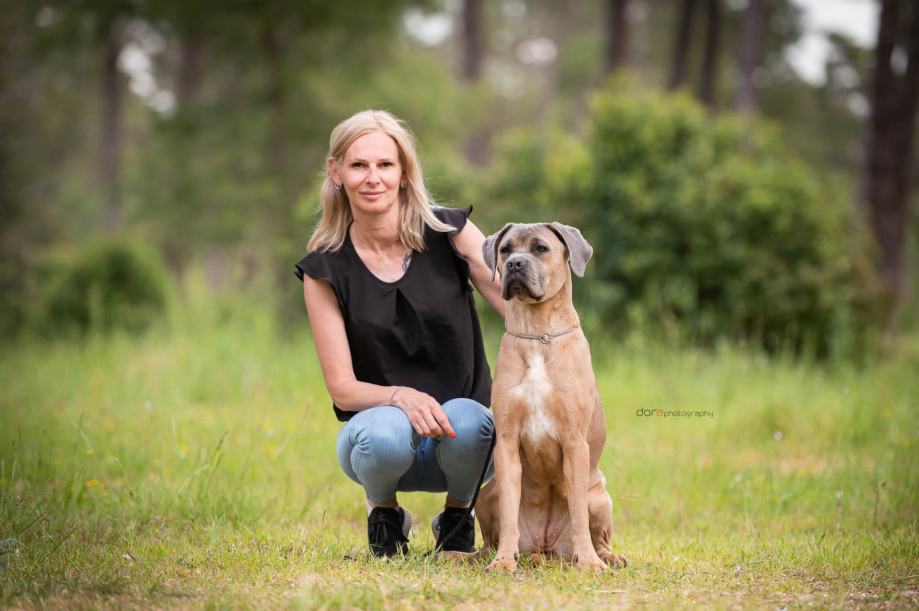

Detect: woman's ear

[326,158,341,184]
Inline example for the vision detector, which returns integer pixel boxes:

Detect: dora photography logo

[635,408,714,419]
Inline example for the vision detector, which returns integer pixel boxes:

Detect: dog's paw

[485,554,518,573]
[598,550,628,569]
[575,553,608,572]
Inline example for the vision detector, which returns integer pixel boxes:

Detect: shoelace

[369,511,406,548]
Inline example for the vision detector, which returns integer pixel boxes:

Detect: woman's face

[331,130,404,217]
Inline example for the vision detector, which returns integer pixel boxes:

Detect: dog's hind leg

[588,484,627,569]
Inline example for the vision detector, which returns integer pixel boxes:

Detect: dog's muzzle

[502,256,543,301]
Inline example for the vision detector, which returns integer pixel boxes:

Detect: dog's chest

[509,353,557,442]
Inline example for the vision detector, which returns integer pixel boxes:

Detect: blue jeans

[336,398,495,505]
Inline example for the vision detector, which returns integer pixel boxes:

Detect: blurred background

[1,0,917,357]
[4,4,919,603]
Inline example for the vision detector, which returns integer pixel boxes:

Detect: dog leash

[505,324,579,345]
[433,324,578,552]
[432,326,579,552]
[431,427,496,555]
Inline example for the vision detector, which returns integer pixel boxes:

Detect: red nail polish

[450,433,456,439]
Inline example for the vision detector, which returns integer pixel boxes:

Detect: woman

[295,110,505,557]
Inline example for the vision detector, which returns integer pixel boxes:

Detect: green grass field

[1,297,917,609]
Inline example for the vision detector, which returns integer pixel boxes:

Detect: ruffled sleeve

[294,250,333,284]
[433,205,473,235]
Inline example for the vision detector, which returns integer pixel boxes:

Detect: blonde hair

[307,110,455,253]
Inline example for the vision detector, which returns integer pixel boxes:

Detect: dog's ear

[547,222,593,277]
[482,223,514,281]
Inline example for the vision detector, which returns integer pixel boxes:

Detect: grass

[1,294,917,609]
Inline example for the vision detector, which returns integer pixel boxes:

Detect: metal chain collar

[504,325,580,344]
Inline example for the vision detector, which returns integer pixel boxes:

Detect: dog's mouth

[502,274,544,302]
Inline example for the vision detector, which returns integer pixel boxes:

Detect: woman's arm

[451,220,506,320]
[302,277,455,437]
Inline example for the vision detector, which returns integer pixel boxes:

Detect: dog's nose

[506,258,528,272]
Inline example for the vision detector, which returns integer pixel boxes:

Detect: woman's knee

[341,406,416,471]
[442,398,494,442]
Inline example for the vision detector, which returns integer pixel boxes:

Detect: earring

[335,183,342,191]
[400,182,407,189]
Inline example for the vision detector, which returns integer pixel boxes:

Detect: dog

[474,222,627,572]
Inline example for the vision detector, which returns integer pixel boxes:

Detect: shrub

[485,77,875,355]
[37,239,170,335]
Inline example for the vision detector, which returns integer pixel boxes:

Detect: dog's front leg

[563,438,606,571]
[485,430,522,573]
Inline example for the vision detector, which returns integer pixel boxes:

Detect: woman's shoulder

[431,205,473,236]
[294,245,349,283]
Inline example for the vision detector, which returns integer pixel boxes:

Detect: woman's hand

[391,387,457,439]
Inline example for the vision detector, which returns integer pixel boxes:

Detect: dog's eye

[499,245,512,255]
[534,244,549,253]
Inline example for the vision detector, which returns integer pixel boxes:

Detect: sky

[788,0,879,84]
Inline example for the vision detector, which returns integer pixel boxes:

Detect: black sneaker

[367,507,412,558]
[431,507,475,552]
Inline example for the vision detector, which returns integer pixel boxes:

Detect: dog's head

[483,222,593,303]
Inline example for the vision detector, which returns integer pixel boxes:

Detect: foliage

[486,77,875,355]
[35,238,171,336]
[2,0,913,347]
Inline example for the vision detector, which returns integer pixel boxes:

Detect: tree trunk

[604,0,630,74]
[669,0,697,90]
[461,0,488,165]
[864,0,919,331]
[177,29,203,109]
[735,0,764,112]
[697,0,722,108]
[262,21,293,204]
[461,0,482,82]
[100,17,122,232]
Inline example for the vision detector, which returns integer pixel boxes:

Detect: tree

[735,0,765,112]
[38,0,142,233]
[696,0,722,108]
[669,0,697,90]
[460,0,489,165]
[863,0,919,329]
[55,0,137,232]
[461,0,483,82]
[99,12,123,232]
[604,0,630,74]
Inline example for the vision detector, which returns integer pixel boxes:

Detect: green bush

[486,78,875,355]
[37,239,170,336]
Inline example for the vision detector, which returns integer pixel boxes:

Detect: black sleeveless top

[294,206,492,421]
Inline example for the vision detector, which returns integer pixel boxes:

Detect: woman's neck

[350,208,401,254]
